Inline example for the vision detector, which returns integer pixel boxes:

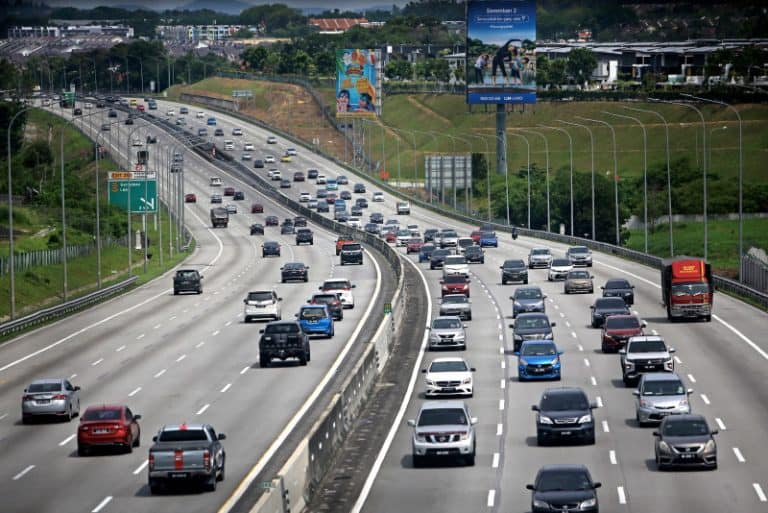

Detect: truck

[147,423,226,493]
[210,208,229,228]
[661,257,713,322]
[259,321,310,367]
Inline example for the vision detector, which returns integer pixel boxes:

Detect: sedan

[184,193,196,203]
[307,169,319,179]
[654,414,718,470]
[210,194,222,204]
[547,258,573,281]
[601,314,645,353]
[243,142,255,151]
[281,262,310,283]
[233,191,245,200]
[340,190,352,200]
[77,404,141,455]
[590,297,631,328]
[22,378,81,423]
[369,212,384,224]
[225,203,237,214]
[516,340,562,381]
[280,223,295,235]
[439,294,472,320]
[418,244,436,263]
[406,238,425,254]
[564,270,594,294]
[353,183,366,193]
[463,245,485,264]
[280,179,291,189]
[601,278,635,306]
[264,155,276,164]
[511,285,546,317]
[478,231,498,247]
[422,357,475,397]
[293,172,306,182]
[526,465,601,513]
[531,387,596,445]
[299,192,312,202]
[441,274,470,297]
[250,223,264,236]
[265,215,279,226]
[510,313,555,353]
[501,259,528,285]
[249,203,263,214]
[262,241,280,257]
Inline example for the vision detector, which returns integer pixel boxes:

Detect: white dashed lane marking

[136,334,145,340]
[609,450,617,465]
[617,486,627,504]
[128,387,142,397]
[715,418,726,430]
[116,345,126,352]
[133,460,149,475]
[492,453,499,468]
[602,420,610,433]
[700,394,711,405]
[154,369,166,378]
[59,434,75,446]
[176,354,187,362]
[487,489,496,507]
[196,404,210,415]
[590,376,597,386]
[240,366,249,375]
[496,423,503,436]
[687,374,697,383]
[733,447,746,463]
[13,465,35,480]
[753,484,767,502]
[91,496,112,513]
[221,383,232,393]
[91,358,103,366]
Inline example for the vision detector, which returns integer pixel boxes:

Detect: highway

[0,98,382,513]
[124,98,768,513]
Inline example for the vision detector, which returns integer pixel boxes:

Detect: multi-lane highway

[0,98,383,513]
[4,95,767,513]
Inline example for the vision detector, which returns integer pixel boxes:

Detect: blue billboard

[466,0,537,105]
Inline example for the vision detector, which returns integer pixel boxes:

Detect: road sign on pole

[108,171,158,213]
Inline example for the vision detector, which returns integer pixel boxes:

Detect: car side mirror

[134,414,142,420]
[687,388,694,395]
[543,294,548,299]
[593,482,602,489]
[652,431,660,437]
[407,420,416,427]
[200,275,204,279]
[23,388,27,392]
[669,347,676,353]
[618,349,626,355]
[352,284,356,288]
[463,324,468,328]
[590,401,599,409]
[294,313,298,317]
[470,417,478,425]
[632,390,640,396]
[243,299,248,304]
[440,280,445,284]
[531,405,539,411]
[513,351,520,356]
[470,367,476,372]
[259,329,265,334]
[600,286,605,290]
[318,286,322,290]
[589,276,594,280]
[590,305,595,309]
[499,266,503,269]
[558,350,564,355]
[74,386,81,391]
[641,321,647,328]
[711,430,719,436]
[218,433,226,440]
[421,369,427,373]
[509,296,514,300]
[508,323,515,328]
[526,484,535,491]
[550,322,556,327]
[152,436,158,442]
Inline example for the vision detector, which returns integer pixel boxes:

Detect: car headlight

[462,377,472,385]
[414,433,426,442]
[664,359,674,371]
[519,358,529,366]
[533,499,549,509]
[459,431,470,440]
[429,333,439,342]
[625,361,635,369]
[550,358,560,366]
[534,301,544,309]
[545,332,554,339]
[514,334,523,341]
[579,498,597,509]
[538,415,553,425]
[704,439,716,452]
[577,414,592,424]
[639,399,650,407]
[658,440,671,452]
[514,301,522,308]
[425,379,435,386]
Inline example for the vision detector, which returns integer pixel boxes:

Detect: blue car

[296,304,334,338]
[207,117,217,126]
[479,231,498,247]
[516,340,563,381]
[418,243,436,263]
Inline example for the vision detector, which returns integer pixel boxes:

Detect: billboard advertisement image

[466,0,536,104]
[336,49,380,117]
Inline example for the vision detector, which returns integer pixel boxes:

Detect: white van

[210,177,222,187]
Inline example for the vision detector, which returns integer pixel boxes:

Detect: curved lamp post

[517,129,550,232]
[538,125,574,235]
[557,119,595,240]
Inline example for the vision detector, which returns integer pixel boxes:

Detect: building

[8,25,133,39]
[308,18,368,35]
[155,25,253,42]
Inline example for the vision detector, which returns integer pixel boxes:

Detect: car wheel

[341,261,345,266]
[586,431,596,445]
[467,314,472,321]
[412,455,424,468]
[502,279,507,285]
[173,290,179,295]
[636,412,645,427]
[149,482,161,495]
[589,287,594,294]
[465,451,475,466]
[523,279,528,284]
[281,278,286,283]
[601,344,609,353]
[306,349,311,362]
[78,444,88,456]
[537,432,546,446]
[655,452,665,471]
[299,353,308,366]
[260,355,270,368]
[134,433,140,447]
[207,474,217,492]
[125,437,133,453]
[197,288,202,294]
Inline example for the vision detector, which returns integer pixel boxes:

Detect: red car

[137,104,145,111]
[470,230,483,244]
[441,274,470,297]
[265,215,279,226]
[184,193,196,203]
[326,193,337,204]
[406,238,425,254]
[601,314,645,353]
[223,187,235,196]
[77,404,141,455]
[293,172,305,182]
[251,203,264,213]
[385,230,397,243]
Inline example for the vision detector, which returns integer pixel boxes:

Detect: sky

[42,0,411,11]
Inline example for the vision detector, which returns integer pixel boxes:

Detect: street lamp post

[506,132,530,228]
[604,111,649,253]
[518,129,550,232]
[464,133,491,220]
[576,116,621,246]
[557,119,595,239]
[538,125,574,235]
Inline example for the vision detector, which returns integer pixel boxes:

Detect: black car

[511,313,555,352]
[369,212,384,224]
[364,223,380,235]
[124,117,134,125]
[526,464,601,513]
[316,202,330,213]
[654,414,718,470]
[262,241,280,257]
[265,216,279,226]
[464,245,485,264]
[281,262,309,283]
[423,228,439,242]
[355,198,368,209]
[233,191,245,200]
[250,223,264,235]
[601,278,635,306]
[146,134,157,144]
[307,169,319,179]
[340,190,352,200]
[293,216,308,227]
[309,293,343,321]
[281,224,295,235]
[254,159,264,168]
[590,297,631,328]
[295,228,314,245]
[350,205,363,217]
[173,269,203,295]
[214,128,224,136]
[340,242,364,265]
[500,259,529,285]
[532,388,597,445]
[259,321,310,367]
[429,249,452,269]
[353,183,366,193]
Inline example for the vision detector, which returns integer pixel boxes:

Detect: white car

[243,290,282,322]
[268,169,282,180]
[442,255,469,276]
[316,174,327,184]
[286,147,297,156]
[548,258,574,281]
[225,203,237,214]
[264,155,276,164]
[407,224,420,235]
[438,229,459,248]
[196,111,205,118]
[243,142,255,151]
[166,109,175,116]
[308,199,319,209]
[320,279,356,309]
[372,192,384,202]
[395,229,412,246]
[348,217,362,229]
[396,201,411,215]
[423,357,475,397]
[299,192,311,202]
[241,153,252,161]
[224,140,234,150]
[232,127,243,136]
[267,136,277,144]
[132,139,143,147]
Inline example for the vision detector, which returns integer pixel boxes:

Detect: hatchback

[296,304,334,338]
[516,340,563,381]
[428,316,467,350]
[309,293,344,321]
[22,378,81,423]
[77,405,141,455]
[634,373,692,426]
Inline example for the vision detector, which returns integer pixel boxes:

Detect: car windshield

[313,295,337,304]
[421,246,435,253]
[441,230,458,238]
[540,393,589,411]
[28,383,61,393]
[430,360,469,373]
[445,256,467,265]
[663,419,710,436]
[158,429,208,442]
[537,470,592,492]
[671,283,710,295]
[516,289,542,300]
[418,408,467,426]
[552,259,571,267]
[481,232,496,238]
[629,340,667,353]
[433,318,462,329]
[397,229,411,236]
[606,280,630,289]
[300,308,326,320]
[465,246,481,254]
[605,317,640,329]
[444,275,467,284]
[442,296,467,304]
[458,239,473,246]
[521,343,557,356]
[82,409,121,421]
[432,250,450,257]
[504,260,525,268]
[596,298,627,309]
[265,323,300,334]
[247,292,273,302]
[532,249,550,255]
[516,317,549,329]
[570,247,589,254]
[264,242,279,248]
[568,271,590,279]
[642,380,685,395]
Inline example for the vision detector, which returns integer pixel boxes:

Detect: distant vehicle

[429,248,452,269]
[180,107,189,114]
[589,297,630,328]
[266,135,277,144]
[249,223,264,236]
[197,127,208,136]
[251,203,264,213]
[259,321,310,367]
[442,255,469,277]
[232,127,243,136]
[316,174,327,184]
[457,237,474,254]
[223,140,234,150]
[510,312,555,352]
[184,193,196,203]
[548,258,573,281]
[336,175,348,184]
[253,159,264,168]
[478,231,497,247]
[319,279,356,309]
[339,242,363,265]
[207,117,217,125]
[661,258,712,322]
[408,401,477,467]
[281,262,310,283]
[406,238,425,254]
[173,269,203,295]
[566,246,593,267]
[422,357,475,397]
[441,274,470,298]
[101,123,111,131]
[21,378,80,423]
[225,203,237,214]
[299,192,311,202]
[372,191,384,202]
[214,128,224,136]
[244,142,254,151]
[108,109,118,118]
[280,154,292,163]
[418,243,436,263]
[619,335,675,386]
[285,147,297,156]
[439,294,472,320]
[293,171,305,182]
[601,278,635,306]
[634,372,692,426]
[296,304,334,338]
[264,216,278,226]
[196,111,205,118]
[210,194,222,204]
[437,229,458,248]
[295,228,314,246]
[601,314,645,353]
[243,290,282,322]
[210,207,228,227]
[516,340,563,381]
[78,404,141,455]
[526,465,601,513]
[264,155,276,163]
[429,316,467,350]
[307,168,318,179]
[309,293,344,321]
[396,201,410,215]
[563,270,594,294]
[654,415,718,470]
[511,285,546,317]
[532,387,597,445]
[528,247,553,268]
[147,423,226,493]
[262,241,280,257]
[233,191,244,200]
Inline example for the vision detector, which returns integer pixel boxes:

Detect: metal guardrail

[0,276,138,338]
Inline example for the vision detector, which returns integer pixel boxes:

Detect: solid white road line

[128,387,142,397]
[154,369,166,378]
[153,324,161,329]
[753,483,767,502]
[487,489,496,507]
[91,496,112,513]
[59,434,76,446]
[0,413,7,421]
[733,447,746,463]
[169,315,177,321]
[132,460,148,475]
[196,404,210,415]
[715,418,726,430]
[617,486,627,504]
[492,453,499,468]
[700,394,711,405]
[220,383,232,393]
[609,450,617,465]
[13,465,35,480]
[571,332,577,338]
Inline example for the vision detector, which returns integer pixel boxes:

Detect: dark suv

[258,321,310,367]
[532,387,598,445]
[340,242,364,265]
[295,228,314,245]
[173,269,202,295]
[309,293,343,321]
[500,259,528,284]
[526,465,601,513]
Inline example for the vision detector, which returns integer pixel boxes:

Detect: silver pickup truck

[148,423,226,493]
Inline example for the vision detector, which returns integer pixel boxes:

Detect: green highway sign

[108,171,157,213]
[383,302,392,314]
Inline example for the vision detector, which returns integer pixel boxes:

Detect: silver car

[633,373,692,426]
[564,270,594,294]
[528,247,553,268]
[511,285,547,317]
[408,400,477,467]
[22,378,81,422]
[428,316,467,350]
[439,294,472,320]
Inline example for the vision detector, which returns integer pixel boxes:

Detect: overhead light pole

[518,129,550,232]
[557,119,596,240]
[538,124,574,235]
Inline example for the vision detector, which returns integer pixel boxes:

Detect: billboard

[335,49,380,117]
[466,0,536,104]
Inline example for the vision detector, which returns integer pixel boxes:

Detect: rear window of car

[158,429,208,442]
[265,323,300,334]
[552,259,571,266]
[323,280,351,290]
[444,256,466,265]
[300,307,327,320]
[83,408,121,421]
[247,292,273,302]
[568,271,590,279]
[28,383,61,393]
[342,244,362,251]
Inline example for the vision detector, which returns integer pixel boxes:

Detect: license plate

[435,450,450,455]
[442,388,456,393]
[93,429,110,434]
[36,399,50,404]
[170,472,189,479]
[681,454,695,459]
[559,431,572,436]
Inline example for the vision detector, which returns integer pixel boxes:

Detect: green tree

[385,58,412,80]
[566,47,597,88]
[242,46,269,71]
